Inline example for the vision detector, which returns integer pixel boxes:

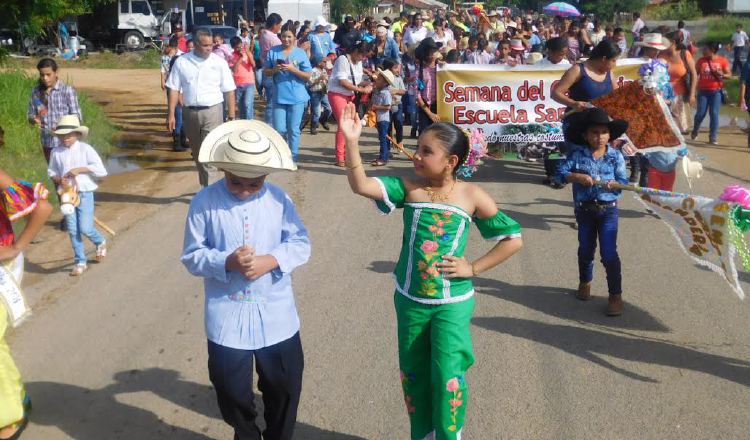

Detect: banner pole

[594,182,694,199]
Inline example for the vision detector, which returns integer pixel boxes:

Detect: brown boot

[576,282,591,301]
[606,294,623,316]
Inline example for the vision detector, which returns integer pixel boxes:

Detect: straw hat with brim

[198,120,296,178]
[488,11,498,17]
[635,33,669,50]
[507,22,517,28]
[682,155,703,188]
[314,16,330,29]
[563,108,628,146]
[377,68,396,86]
[526,52,544,64]
[376,26,388,36]
[53,115,89,138]
[377,19,389,27]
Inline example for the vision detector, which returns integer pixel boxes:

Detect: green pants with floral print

[395,292,475,440]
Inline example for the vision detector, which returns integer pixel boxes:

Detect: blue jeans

[255,68,264,96]
[309,91,331,126]
[273,102,306,161]
[262,78,276,125]
[167,90,183,137]
[692,89,722,142]
[236,84,255,120]
[65,191,105,265]
[376,120,391,162]
[390,103,404,143]
[403,94,418,134]
[575,205,621,295]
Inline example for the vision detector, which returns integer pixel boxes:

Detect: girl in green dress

[340,102,523,440]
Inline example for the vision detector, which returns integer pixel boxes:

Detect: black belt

[579,200,617,209]
[186,105,212,110]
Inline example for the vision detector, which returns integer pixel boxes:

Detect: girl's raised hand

[340,102,362,143]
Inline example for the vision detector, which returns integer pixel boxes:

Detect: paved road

[9,125,750,439]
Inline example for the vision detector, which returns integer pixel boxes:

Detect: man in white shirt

[631,12,645,39]
[166,28,236,187]
[403,13,428,47]
[732,24,750,73]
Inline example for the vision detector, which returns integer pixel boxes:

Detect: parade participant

[371,25,401,66]
[590,21,606,47]
[161,38,187,151]
[552,40,621,112]
[340,102,523,440]
[370,68,395,166]
[309,16,335,66]
[260,14,283,125]
[212,33,233,62]
[229,37,256,121]
[612,27,627,58]
[263,29,312,162]
[182,120,310,440]
[556,108,629,316]
[0,125,52,440]
[415,38,442,133]
[660,31,698,134]
[382,58,406,145]
[47,115,108,276]
[172,22,188,53]
[328,39,373,167]
[730,23,749,74]
[391,11,410,35]
[509,39,527,64]
[404,13,429,48]
[487,10,505,34]
[466,38,493,64]
[27,58,82,164]
[538,37,571,188]
[691,42,731,145]
[167,28,236,188]
[428,18,455,52]
[334,15,356,48]
[239,26,252,46]
[565,21,582,63]
[307,59,332,135]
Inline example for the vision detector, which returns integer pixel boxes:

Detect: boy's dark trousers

[389,103,404,144]
[207,332,304,440]
[377,120,391,162]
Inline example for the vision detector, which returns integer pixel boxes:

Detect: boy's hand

[577,174,595,187]
[242,254,279,280]
[226,245,255,273]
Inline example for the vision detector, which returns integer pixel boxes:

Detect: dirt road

[9,68,750,439]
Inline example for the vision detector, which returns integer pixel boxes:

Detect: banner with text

[436,60,642,143]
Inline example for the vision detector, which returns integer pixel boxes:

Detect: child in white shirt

[47,115,108,276]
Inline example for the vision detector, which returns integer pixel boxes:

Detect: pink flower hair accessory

[456,128,488,179]
[720,185,750,209]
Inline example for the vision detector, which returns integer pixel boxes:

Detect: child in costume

[0,126,53,440]
[181,120,310,440]
[47,115,108,276]
[556,107,630,315]
[340,102,523,440]
[370,68,395,166]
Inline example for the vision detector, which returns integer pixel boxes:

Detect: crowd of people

[0,6,747,440]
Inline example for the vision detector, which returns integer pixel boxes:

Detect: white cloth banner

[639,193,744,299]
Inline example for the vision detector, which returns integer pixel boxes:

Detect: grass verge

[2,49,161,70]
[705,16,750,44]
[0,70,116,195]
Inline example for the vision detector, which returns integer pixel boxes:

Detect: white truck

[728,0,750,13]
[78,0,173,50]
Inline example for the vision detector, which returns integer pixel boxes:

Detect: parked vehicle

[77,0,172,50]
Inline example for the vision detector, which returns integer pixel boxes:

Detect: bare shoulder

[462,182,498,218]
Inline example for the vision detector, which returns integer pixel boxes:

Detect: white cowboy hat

[525,52,544,64]
[635,33,669,50]
[376,26,388,36]
[682,155,703,189]
[198,120,296,178]
[506,21,517,28]
[53,115,89,137]
[377,19,389,27]
[488,11,498,17]
[329,24,337,32]
[376,68,396,86]
[313,16,330,29]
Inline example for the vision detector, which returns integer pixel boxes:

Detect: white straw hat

[525,52,543,64]
[681,155,703,189]
[53,115,89,137]
[635,33,669,50]
[313,16,330,29]
[376,68,396,86]
[198,120,296,178]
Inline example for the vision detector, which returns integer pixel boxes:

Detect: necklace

[424,180,456,203]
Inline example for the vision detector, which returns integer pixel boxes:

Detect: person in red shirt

[172,23,188,53]
[228,36,256,120]
[691,42,731,145]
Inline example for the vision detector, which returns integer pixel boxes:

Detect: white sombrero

[682,155,703,189]
[198,120,296,178]
[635,33,669,51]
[53,115,89,137]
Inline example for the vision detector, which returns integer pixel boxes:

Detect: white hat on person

[313,16,330,29]
[377,19,389,27]
[525,52,543,64]
[376,68,396,86]
[635,33,669,50]
[376,26,388,36]
[53,115,89,138]
[198,120,296,178]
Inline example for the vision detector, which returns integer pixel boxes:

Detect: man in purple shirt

[259,13,283,125]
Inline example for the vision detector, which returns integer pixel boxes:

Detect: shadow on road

[473,277,669,332]
[473,316,750,386]
[26,367,366,439]
[95,191,195,206]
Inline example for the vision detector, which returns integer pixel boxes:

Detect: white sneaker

[70,263,87,276]
[96,241,107,262]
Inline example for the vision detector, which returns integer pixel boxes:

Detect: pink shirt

[260,30,282,65]
[419,65,437,105]
[229,52,256,85]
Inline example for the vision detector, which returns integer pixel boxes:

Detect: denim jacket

[556,144,629,206]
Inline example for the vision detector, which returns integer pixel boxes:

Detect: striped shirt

[27,80,82,150]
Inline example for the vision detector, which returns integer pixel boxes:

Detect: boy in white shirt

[47,115,108,276]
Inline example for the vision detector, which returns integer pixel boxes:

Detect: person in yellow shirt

[391,11,409,34]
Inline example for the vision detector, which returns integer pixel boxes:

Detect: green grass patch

[725,76,740,104]
[2,49,161,70]
[705,16,750,44]
[0,70,116,194]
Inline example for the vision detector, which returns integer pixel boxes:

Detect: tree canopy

[3,0,115,36]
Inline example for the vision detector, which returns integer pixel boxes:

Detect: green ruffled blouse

[375,176,521,304]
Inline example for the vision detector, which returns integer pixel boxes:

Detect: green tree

[3,0,115,36]
[580,0,647,21]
